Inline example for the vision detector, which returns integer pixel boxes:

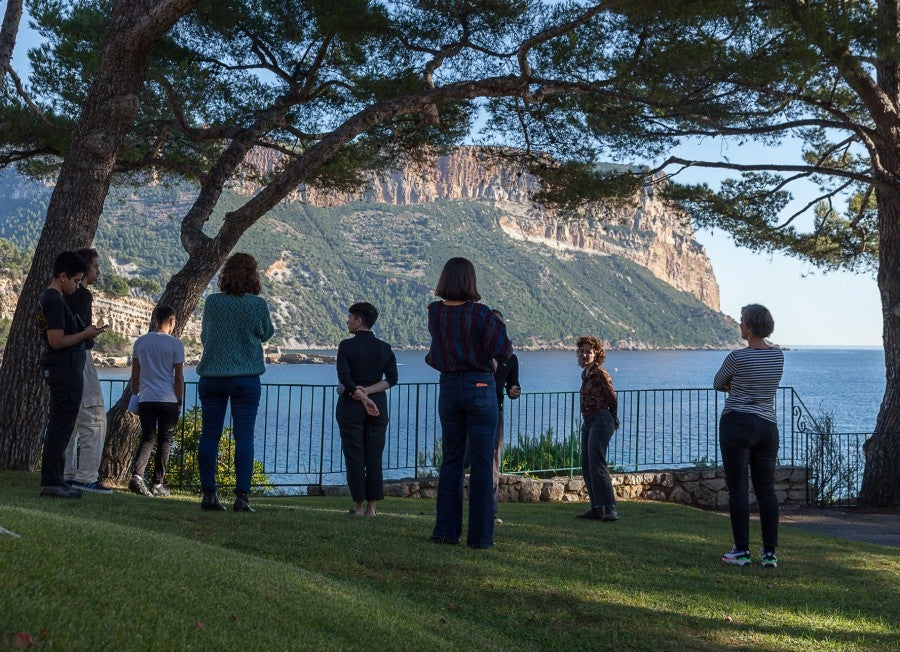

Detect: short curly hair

[218,252,261,296]
[576,335,606,365]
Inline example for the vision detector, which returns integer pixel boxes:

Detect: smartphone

[97,324,110,332]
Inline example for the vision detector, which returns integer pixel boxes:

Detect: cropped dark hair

[52,251,89,278]
[349,302,379,329]
[218,252,262,296]
[434,257,480,301]
[576,335,607,365]
[741,304,775,338]
[74,247,99,264]
[152,304,177,326]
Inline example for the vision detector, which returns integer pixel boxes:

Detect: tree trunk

[0,0,197,471]
[98,241,225,482]
[860,185,900,505]
[0,0,23,83]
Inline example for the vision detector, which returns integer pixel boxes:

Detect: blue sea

[102,347,885,434]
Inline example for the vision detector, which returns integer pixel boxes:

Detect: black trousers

[134,401,181,485]
[719,410,780,551]
[336,394,388,502]
[40,352,85,487]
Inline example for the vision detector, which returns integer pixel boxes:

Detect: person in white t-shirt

[128,304,185,497]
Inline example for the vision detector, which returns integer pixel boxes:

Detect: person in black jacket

[490,310,520,522]
[335,302,398,517]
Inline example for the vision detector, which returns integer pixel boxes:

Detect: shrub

[92,330,132,356]
[809,411,858,506]
[502,427,581,476]
[164,407,272,492]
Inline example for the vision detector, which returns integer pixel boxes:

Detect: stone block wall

[368,466,810,511]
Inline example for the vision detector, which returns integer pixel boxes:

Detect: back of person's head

[52,251,89,278]
[152,304,177,326]
[349,302,379,329]
[740,304,774,338]
[435,257,480,302]
[218,252,261,296]
[74,247,99,265]
[576,335,607,365]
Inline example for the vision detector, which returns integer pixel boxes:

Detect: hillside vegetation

[0,171,739,349]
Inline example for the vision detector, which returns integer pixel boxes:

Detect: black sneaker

[233,494,254,513]
[600,506,619,522]
[40,485,83,499]
[200,490,227,511]
[150,484,170,497]
[128,475,153,497]
[69,481,113,495]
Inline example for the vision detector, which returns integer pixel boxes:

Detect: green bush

[165,407,272,492]
[502,427,581,476]
[92,330,132,356]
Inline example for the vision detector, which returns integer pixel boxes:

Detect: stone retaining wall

[352,466,810,511]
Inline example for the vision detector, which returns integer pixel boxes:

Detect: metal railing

[101,380,875,503]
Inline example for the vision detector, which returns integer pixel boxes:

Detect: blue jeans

[581,410,616,508]
[433,372,498,547]
[198,375,261,495]
[719,410,780,551]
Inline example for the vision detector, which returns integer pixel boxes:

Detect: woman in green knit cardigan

[196,253,274,512]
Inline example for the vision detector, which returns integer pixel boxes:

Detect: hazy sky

[697,229,881,347]
[659,138,883,348]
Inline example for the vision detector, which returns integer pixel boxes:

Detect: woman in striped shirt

[714,304,784,569]
[426,257,511,548]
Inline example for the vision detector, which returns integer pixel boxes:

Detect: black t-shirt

[37,288,85,364]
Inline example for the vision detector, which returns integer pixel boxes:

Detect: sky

[7,15,885,348]
[657,138,883,348]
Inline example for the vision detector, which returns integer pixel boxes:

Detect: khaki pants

[64,356,107,484]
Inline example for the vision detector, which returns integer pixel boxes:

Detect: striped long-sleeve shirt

[424,301,511,373]
[713,347,784,423]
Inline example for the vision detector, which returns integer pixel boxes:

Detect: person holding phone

[37,251,103,498]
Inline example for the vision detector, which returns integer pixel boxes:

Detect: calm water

[102,347,885,434]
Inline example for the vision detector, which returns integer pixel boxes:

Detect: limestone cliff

[241,147,721,310]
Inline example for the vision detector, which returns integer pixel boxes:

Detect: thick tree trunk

[0,0,197,471]
[99,241,226,482]
[860,186,900,505]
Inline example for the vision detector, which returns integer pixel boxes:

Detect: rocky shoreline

[91,350,337,368]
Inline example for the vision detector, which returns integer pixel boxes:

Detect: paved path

[780,508,900,548]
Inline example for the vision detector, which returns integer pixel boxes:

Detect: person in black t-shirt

[335,302,398,517]
[36,251,103,499]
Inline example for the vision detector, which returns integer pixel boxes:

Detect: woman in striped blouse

[426,257,511,548]
[714,304,784,569]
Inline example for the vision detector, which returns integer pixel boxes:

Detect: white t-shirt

[132,332,185,403]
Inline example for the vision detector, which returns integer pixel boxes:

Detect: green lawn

[1,469,897,651]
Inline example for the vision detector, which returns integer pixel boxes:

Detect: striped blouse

[713,347,785,423]
[425,301,511,373]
